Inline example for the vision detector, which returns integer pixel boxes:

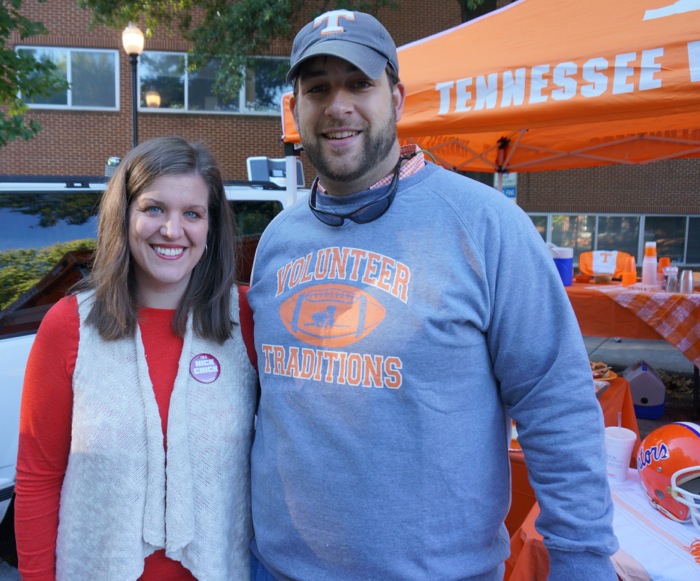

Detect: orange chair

[578,250,634,278]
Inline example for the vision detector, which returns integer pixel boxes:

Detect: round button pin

[189,353,221,384]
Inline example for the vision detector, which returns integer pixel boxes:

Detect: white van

[0,175,307,559]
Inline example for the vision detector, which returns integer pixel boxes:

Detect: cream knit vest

[56,289,257,581]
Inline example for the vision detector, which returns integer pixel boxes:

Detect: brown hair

[80,136,237,343]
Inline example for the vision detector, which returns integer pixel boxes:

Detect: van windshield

[0,192,100,251]
[0,191,100,328]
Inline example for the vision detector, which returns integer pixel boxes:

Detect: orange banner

[282,0,700,172]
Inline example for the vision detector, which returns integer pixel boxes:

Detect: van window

[0,191,101,251]
[230,200,283,235]
[230,200,284,284]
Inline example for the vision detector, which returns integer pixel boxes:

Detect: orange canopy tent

[281,0,700,173]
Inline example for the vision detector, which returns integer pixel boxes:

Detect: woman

[15,137,258,581]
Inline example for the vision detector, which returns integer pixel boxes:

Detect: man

[248,9,618,580]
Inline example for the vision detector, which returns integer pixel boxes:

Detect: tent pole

[284,142,299,204]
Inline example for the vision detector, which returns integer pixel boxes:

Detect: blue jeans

[250,551,279,581]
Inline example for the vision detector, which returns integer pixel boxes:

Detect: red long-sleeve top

[15,290,256,581]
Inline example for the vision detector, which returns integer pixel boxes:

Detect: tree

[0,0,70,146]
[458,0,499,22]
[77,0,490,100]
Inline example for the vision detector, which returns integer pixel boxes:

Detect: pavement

[583,336,696,377]
[583,335,698,438]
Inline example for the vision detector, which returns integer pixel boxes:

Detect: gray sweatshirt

[249,162,618,580]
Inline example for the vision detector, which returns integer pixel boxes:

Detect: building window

[139,52,291,114]
[243,58,292,113]
[688,218,700,264]
[17,47,118,110]
[596,216,639,259]
[140,52,187,110]
[551,215,596,262]
[644,216,687,264]
[529,215,548,241]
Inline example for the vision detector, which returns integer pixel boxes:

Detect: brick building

[1,0,461,185]
[2,0,699,263]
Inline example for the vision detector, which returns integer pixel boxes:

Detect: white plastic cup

[664,266,679,293]
[679,270,694,294]
[604,426,637,482]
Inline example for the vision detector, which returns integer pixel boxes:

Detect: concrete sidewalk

[583,336,696,376]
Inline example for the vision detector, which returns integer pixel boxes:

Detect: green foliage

[76,0,491,99]
[76,0,404,101]
[0,0,70,145]
[0,239,96,310]
[458,0,498,22]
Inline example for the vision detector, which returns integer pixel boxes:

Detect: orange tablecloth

[505,504,550,581]
[507,468,700,581]
[505,504,652,581]
[599,285,700,369]
[566,282,700,368]
[506,377,640,536]
[565,283,662,340]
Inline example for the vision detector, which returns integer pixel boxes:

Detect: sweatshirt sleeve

[15,296,79,581]
[476,194,618,574]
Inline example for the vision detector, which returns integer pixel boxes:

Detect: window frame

[17,46,120,111]
[527,212,700,267]
[138,51,290,116]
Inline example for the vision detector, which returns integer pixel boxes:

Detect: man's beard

[303,107,398,186]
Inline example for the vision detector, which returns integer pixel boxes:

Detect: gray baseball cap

[286,10,399,83]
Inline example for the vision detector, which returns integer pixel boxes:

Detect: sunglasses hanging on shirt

[308,155,407,227]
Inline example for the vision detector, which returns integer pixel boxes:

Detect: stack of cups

[604,426,638,482]
[621,255,637,287]
[641,242,658,288]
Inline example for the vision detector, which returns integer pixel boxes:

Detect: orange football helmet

[637,421,700,530]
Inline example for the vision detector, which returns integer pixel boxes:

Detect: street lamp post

[122,23,145,149]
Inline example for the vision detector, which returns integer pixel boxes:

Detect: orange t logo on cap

[314,9,356,35]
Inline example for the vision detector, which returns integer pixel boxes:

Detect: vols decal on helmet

[280,283,385,348]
